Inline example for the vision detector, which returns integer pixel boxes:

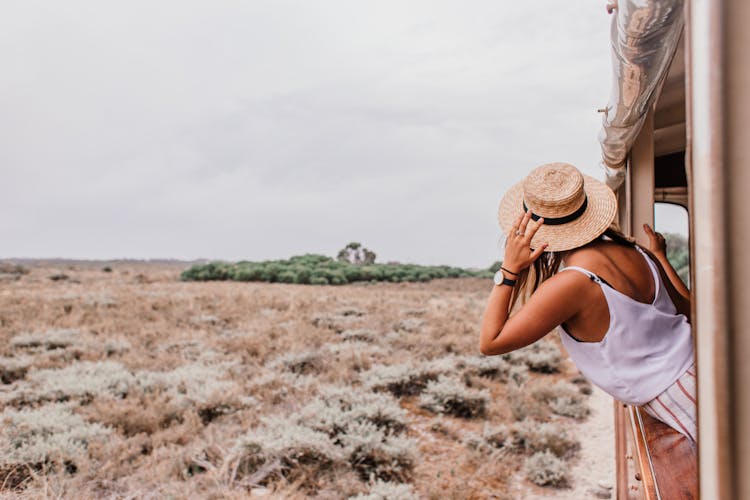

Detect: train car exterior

[597,1,749,498]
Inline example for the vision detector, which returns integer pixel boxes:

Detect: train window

[654,202,690,287]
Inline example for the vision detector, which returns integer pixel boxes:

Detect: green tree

[337,242,377,265]
[664,233,690,285]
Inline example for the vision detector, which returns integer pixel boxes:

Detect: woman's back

[557,242,694,406]
[560,240,660,342]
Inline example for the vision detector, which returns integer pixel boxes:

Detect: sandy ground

[562,385,615,499]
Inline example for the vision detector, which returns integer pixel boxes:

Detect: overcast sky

[0,1,688,267]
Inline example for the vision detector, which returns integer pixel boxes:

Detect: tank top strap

[560,265,603,284]
[634,245,661,296]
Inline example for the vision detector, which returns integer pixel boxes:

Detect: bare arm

[479,211,582,355]
[642,224,691,302]
[480,271,585,355]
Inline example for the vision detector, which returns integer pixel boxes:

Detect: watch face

[493,270,504,285]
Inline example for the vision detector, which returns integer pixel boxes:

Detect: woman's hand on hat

[643,223,667,257]
[503,210,549,274]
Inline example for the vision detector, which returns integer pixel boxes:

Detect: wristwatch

[493,270,516,287]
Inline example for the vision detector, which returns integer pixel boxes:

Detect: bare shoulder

[530,266,593,302]
[504,266,593,343]
[519,265,599,322]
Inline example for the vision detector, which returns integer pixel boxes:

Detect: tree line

[181,243,493,285]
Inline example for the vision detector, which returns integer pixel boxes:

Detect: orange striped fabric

[641,363,697,442]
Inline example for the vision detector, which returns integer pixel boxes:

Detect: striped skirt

[640,364,697,443]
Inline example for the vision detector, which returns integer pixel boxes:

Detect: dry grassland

[0,262,595,499]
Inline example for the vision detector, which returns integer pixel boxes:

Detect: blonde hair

[508,226,635,310]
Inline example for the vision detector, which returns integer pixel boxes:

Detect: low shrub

[570,374,594,395]
[508,364,529,387]
[135,362,241,411]
[300,388,408,436]
[268,350,324,375]
[340,329,378,343]
[531,381,590,420]
[337,307,367,317]
[480,424,509,450]
[349,480,418,500]
[392,318,424,333]
[232,388,418,489]
[341,421,416,482]
[190,314,222,325]
[103,339,132,357]
[0,355,33,384]
[468,419,579,458]
[233,419,345,487]
[548,395,591,420]
[10,329,80,351]
[312,313,360,333]
[459,355,511,380]
[0,403,111,480]
[525,450,570,487]
[82,389,185,436]
[361,357,491,399]
[507,387,549,422]
[504,341,562,373]
[500,422,580,458]
[418,376,489,419]
[7,361,135,405]
[326,341,387,359]
[363,363,441,397]
[5,359,244,425]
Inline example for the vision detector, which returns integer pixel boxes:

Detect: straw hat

[497,162,617,252]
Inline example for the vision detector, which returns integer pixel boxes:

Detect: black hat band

[522,195,588,226]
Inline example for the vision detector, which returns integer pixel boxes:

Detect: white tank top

[558,246,694,405]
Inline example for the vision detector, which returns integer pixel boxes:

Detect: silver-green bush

[268,349,324,375]
[348,480,418,500]
[0,403,111,467]
[234,418,345,485]
[340,329,378,343]
[301,388,408,436]
[135,361,242,417]
[340,421,417,482]
[232,388,418,487]
[503,422,580,458]
[0,355,33,384]
[362,363,440,397]
[524,450,570,487]
[7,361,134,405]
[473,421,579,459]
[10,329,80,351]
[458,355,511,380]
[532,381,590,420]
[418,376,489,419]
[505,341,562,373]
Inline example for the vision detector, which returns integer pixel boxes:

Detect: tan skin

[479,211,690,356]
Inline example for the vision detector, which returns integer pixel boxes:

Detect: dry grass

[0,261,593,498]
